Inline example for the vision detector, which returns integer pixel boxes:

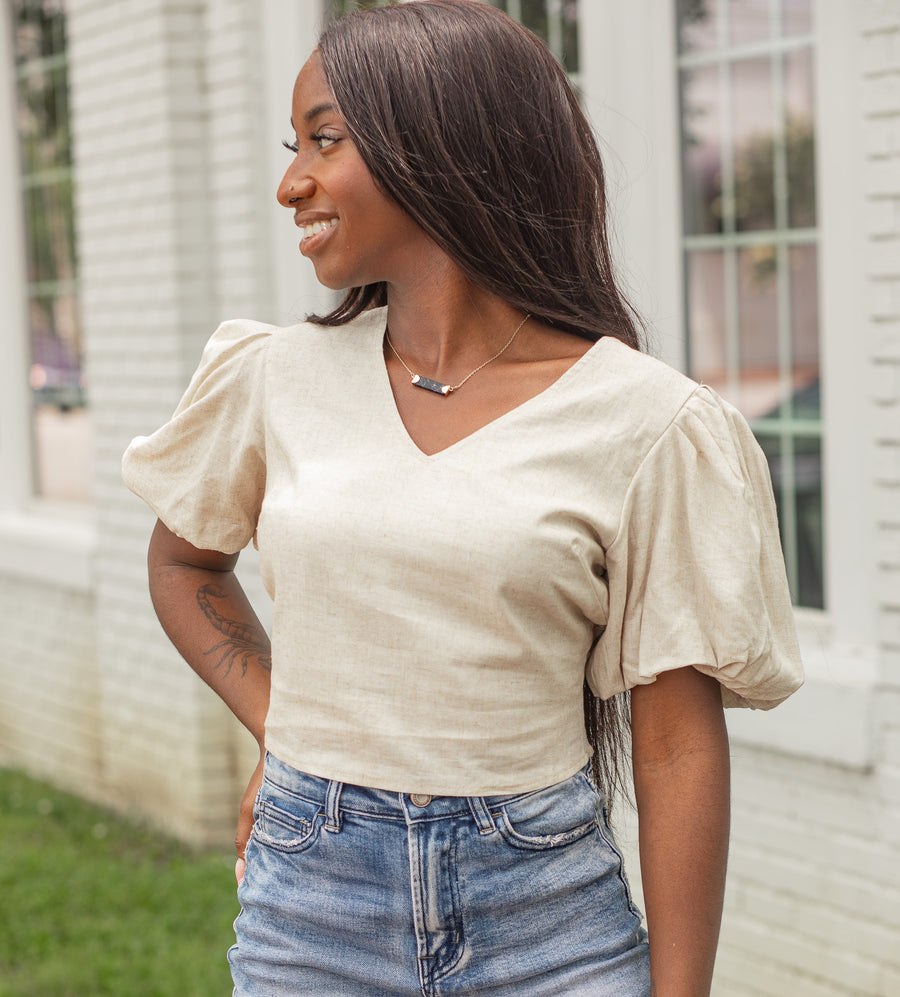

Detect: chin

[308,263,356,292]
[309,268,345,292]
[316,277,348,292]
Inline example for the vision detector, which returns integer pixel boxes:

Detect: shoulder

[202,307,385,356]
[592,336,762,455]
[201,318,279,360]
[570,337,771,509]
[585,336,703,456]
[597,335,699,407]
[267,307,386,352]
[194,308,385,387]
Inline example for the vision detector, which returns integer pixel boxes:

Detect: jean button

[410,793,432,807]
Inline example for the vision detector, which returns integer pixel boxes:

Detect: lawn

[0,768,238,996]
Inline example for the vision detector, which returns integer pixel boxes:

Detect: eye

[312,132,339,150]
[282,138,299,154]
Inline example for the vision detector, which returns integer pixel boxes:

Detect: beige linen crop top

[122,307,803,796]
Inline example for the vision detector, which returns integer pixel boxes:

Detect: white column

[578,0,685,369]
[262,0,335,324]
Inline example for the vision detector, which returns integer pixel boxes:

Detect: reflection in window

[13,0,91,502]
[681,64,723,234]
[729,0,771,46]
[488,0,580,75]
[676,0,822,607]
[733,56,775,231]
[327,1,580,75]
[686,250,727,388]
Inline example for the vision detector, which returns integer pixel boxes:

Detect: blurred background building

[0,1,897,993]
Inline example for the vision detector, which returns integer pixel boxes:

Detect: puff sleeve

[587,385,803,710]
[121,320,272,554]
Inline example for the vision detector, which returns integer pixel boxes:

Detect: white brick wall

[0,0,311,843]
[63,0,275,845]
[708,3,900,993]
[0,576,101,794]
[1,0,899,987]
[203,0,277,325]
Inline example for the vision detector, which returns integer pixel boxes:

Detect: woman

[122,2,803,994]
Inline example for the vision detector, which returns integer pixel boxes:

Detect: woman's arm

[148,519,271,862]
[631,666,730,997]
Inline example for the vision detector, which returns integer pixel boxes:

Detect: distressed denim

[229,753,650,996]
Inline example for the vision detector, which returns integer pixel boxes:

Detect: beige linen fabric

[122,307,803,795]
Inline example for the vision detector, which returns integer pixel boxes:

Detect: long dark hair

[313,0,638,803]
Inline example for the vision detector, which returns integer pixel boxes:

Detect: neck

[384,267,526,373]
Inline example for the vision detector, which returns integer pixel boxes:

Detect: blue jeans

[229,753,650,996]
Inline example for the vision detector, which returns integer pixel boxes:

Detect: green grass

[0,768,237,996]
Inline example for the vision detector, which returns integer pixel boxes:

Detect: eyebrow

[291,102,339,127]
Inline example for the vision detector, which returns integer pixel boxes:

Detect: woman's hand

[235,751,266,884]
[631,666,730,997]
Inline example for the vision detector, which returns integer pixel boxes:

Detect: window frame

[579,0,876,767]
[0,2,93,589]
[11,0,92,505]
[676,15,822,608]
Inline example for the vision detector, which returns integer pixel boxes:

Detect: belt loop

[324,779,343,833]
[467,795,496,835]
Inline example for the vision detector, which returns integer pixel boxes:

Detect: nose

[276,166,315,208]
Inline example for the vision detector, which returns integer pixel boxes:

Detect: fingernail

[235,857,245,884]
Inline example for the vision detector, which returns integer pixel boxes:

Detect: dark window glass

[733,56,776,231]
[680,64,724,235]
[13,0,91,501]
[676,0,821,607]
[677,0,720,53]
[328,1,580,75]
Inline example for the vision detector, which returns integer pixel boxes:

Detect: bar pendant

[411,374,453,395]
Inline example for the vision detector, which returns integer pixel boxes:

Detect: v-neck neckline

[367,309,612,460]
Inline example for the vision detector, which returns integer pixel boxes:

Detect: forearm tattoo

[196,583,272,676]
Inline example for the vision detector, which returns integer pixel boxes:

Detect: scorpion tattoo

[196,583,272,677]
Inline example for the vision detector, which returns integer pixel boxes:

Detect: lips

[299,217,338,241]
[296,216,338,258]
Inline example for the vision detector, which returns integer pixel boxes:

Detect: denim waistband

[262,752,589,830]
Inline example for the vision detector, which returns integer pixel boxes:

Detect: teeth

[301,218,337,240]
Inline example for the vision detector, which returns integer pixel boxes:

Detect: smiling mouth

[300,218,338,242]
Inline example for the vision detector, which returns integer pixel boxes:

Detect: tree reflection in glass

[676,0,720,53]
[785,48,816,228]
[680,64,723,235]
[733,57,776,232]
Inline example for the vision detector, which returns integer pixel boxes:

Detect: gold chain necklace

[385,314,531,396]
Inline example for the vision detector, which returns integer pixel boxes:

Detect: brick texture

[704,3,900,992]
[1,1,899,991]
[46,0,274,845]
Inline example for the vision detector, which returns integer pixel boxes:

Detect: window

[327,0,580,75]
[487,1,579,76]
[676,0,822,607]
[12,0,91,502]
